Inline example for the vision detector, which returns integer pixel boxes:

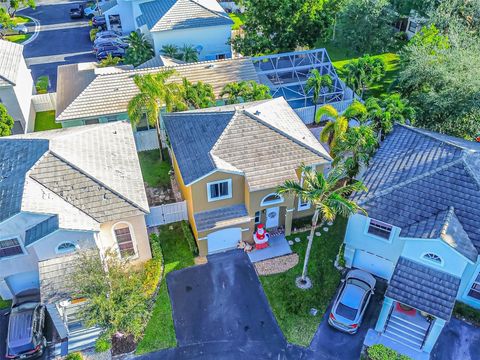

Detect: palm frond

[315,104,338,123]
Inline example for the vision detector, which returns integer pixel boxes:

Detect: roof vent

[254,110,261,116]
[206,64,216,69]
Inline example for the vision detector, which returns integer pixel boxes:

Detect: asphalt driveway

[309,278,386,360]
[19,0,96,90]
[431,318,480,360]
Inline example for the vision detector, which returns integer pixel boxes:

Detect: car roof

[8,309,34,349]
[340,283,365,309]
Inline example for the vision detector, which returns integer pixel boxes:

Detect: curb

[22,15,40,45]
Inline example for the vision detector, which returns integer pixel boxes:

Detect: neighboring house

[103,0,233,60]
[343,124,480,356]
[163,97,332,256]
[0,122,151,352]
[55,58,258,127]
[0,39,34,134]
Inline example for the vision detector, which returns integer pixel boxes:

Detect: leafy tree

[70,251,149,340]
[305,69,333,123]
[220,80,271,104]
[428,0,480,35]
[316,105,349,156]
[397,26,480,139]
[231,0,342,55]
[333,125,378,180]
[124,32,154,67]
[334,0,397,55]
[98,53,121,67]
[128,70,186,161]
[343,55,386,97]
[277,165,366,287]
[181,78,215,109]
[161,44,179,58]
[176,44,198,63]
[0,8,13,38]
[1,0,35,17]
[0,104,14,136]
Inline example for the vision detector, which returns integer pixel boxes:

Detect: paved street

[431,318,480,360]
[19,0,95,90]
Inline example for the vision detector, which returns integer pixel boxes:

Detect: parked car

[6,289,46,360]
[93,41,128,53]
[70,4,84,19]
[94,33,121,42]
[96,47,125,60]
[93,36,127,47]
[92,15,106,28]
[95,30,121,39]
[0,23,28,34]
[328,269,376,334]
[84,3,100,18]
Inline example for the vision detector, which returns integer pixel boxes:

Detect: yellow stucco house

[164,97,332,256]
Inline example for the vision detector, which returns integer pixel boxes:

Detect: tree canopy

[0,104,14,137]
[231,0,342,55]
[1,0,35,17]
[124,32,154,67]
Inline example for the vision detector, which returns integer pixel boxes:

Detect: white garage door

[353,250,394,280]
[207,228,241,254]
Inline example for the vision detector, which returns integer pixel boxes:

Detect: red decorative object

[253,224,270,249]
[396,302,416,316]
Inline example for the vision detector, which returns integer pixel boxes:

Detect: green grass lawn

[34,111,61,132]
[0,297,12,310]
[229,13,246,30]
[136,223,196,354]
[4,33,32,43]
[260,217,347,347]
[138,149,172,188]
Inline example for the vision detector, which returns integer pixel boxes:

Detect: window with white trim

[468,272,480,300]
[56,242,77,254]
[113,223,136,258]
[297,172,311,211]
[260,193,284,206]
[207,179,232,201]
[422,253,443,265]
[0,238,23,258]
[367,219,392,239]
[254,211,261,224]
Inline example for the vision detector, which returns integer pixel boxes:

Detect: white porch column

[375,297,394,332]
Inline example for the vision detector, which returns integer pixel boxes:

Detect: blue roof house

[103,0,233,61]
[343,124,480,358]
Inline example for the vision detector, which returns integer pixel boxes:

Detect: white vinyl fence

[134,129,169,152]
[32,93,56,112]
[145,201,188,227]
[294,99,356,124]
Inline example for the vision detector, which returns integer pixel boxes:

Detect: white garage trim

[353,250,394,280]
[207,227,241,254]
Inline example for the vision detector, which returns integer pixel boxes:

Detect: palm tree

[124,32,154,67]
[305,69,333,123]
[342,100,368,125]
[128,70,186,161]
[177,44,198,63]
[316,105,349,156]
[161,44,179,59]
[344,55,386,97]
[182,78,216,109]
[98,53,121,68]
[277,165,367,287]
[333,125,378,180]
[382,93,415,125]
[220,81,248,104]
[242,80,272,101]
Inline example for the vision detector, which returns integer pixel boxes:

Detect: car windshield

[336,302,358,321]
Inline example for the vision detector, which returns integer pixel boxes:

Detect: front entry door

[265,207,280,228]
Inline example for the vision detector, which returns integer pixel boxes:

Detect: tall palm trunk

[155,116,165,162]
[301,208,320,282]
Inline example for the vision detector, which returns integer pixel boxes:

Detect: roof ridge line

[209,110,240,168]
[359,157,464,205]
[244,108,331,160]
[462,156,480,190]
[397,124,472,151]
[440,206,455,236]
[48,151,149,215]
[186,0,232,20]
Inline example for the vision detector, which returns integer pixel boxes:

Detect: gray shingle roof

[355,124,480,254]
[0,39,23,86]
[136,0,232,32]
[386,257,461,320]
[0,122,149,227]
[194,204,250,232]
[25,216,59,246]
[56,58,258,122]
[164,98,331,190]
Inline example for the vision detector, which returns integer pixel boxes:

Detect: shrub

[35,76,49,94]
[337,243,346,267]
[453,302,480,325]
[149,233,162,260]
[292,216,312,230]
[95,335,111,353]
[181,221,198,255]
[143,258,162,298]
[89,28,98,42]
[64,352,83,360]
[366,344,411,360]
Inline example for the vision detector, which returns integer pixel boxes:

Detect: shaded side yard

[136,223,195,354]
[138,149,172,188]
[34,111,61,132]
[260,217,347,346]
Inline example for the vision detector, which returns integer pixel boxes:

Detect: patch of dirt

[254,253,299,275]
[144,182,175,206]
[111,334,136,356]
